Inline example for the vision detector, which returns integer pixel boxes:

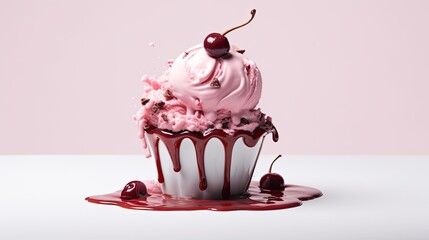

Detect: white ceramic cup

[146,135,266,199]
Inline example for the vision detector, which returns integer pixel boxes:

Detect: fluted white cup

[146,135,266,199]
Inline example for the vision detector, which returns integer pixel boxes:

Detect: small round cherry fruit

[204,33,230,58]
[120,180,148,199]
[259,155,285,190]
[203,9,256,58]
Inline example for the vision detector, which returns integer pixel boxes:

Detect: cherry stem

[222,9,256,36]
[268,155,282,173]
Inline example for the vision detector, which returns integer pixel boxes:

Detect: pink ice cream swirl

[134,43,274,156]
[167,44,262,125]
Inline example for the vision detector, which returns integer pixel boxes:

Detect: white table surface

[1,155,428,240]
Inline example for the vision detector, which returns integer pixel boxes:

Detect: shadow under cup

[145,128,268,199]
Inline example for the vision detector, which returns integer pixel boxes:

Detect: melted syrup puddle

[86,181,322,211]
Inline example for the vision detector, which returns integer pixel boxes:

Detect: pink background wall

[1,0,428,154]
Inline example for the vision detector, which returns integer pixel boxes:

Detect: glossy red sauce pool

[86,180,322,211]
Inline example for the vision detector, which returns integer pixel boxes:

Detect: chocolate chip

[161,114,168,122]
[236,49,245,54]
[263,121,274,130]
[240,118,249,125]
[210,78,221,88]
[141,98,150,106]
[151,101,165,114]
[221,118,230,129]
[154,101,165,108]
[164,90,174,100]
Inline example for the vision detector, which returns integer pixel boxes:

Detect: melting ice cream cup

[145,128,267,199]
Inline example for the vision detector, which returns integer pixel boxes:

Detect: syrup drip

[86,181,322,211]
[145,127,278,198]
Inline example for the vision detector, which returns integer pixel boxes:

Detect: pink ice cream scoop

[167,44,262,126]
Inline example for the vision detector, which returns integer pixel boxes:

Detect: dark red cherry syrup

[86,180,322,211]
[144,126,278,199]
[85,124,322,211]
